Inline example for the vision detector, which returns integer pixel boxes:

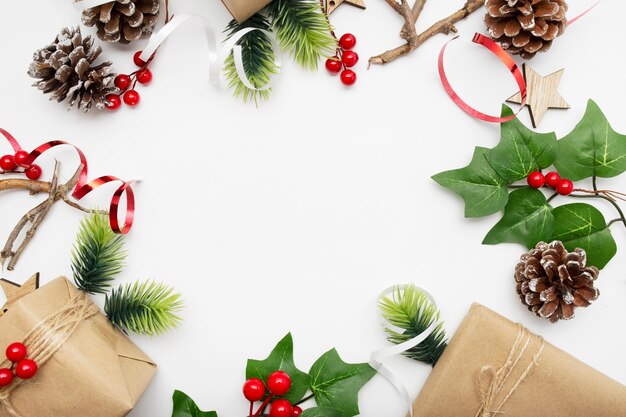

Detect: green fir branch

[266,0,336,70]
[72,212,126,294]
[379,284,448,366]
[224,14,279,104]
[105,280,184,336]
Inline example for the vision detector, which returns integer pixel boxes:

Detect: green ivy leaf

[483,188,554,248]
[300,407,344,417]
[432,147,509,218]
[171,390,217,417]
[486,106,557,182]
[246,333,311,404]
[551,203,617,269]
[308,349,376,417]
[554,99,626,180]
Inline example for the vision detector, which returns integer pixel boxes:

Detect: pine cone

[81,0,160,44]
[484,0,568,59]
[515,241,599,323]
[28,27,117,112]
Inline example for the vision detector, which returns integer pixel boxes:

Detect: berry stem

[608,218,622,227]
[252,395,273,417]
[294,393,315,406]
[508,185,527,189]
[249,401,254,417]
[546,192,558,203]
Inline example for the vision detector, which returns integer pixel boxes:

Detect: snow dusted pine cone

[484,0,568,59]
[515,241,600,323]
[81,0,160,44]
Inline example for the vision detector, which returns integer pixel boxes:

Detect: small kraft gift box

[221,0,273,22]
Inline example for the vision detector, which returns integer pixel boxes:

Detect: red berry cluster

[0,343,38,387]
[325,34,359,86]
[105,51,154,110]
[0,150,42,180]
[243,371,302,417]
[527,171,574,196]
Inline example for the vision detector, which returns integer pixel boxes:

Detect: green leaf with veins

[554,99,626,180]
[171,390,217,417]
[483,187,554,248]
[432,147,509,218]
[551,203,617,269]
[486,106,557,182]
[300,407,344,417]
[246,333,311,404]
[308,349,375,417]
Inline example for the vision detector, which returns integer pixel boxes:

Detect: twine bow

[474,325,545,417]
[0,292,99,417]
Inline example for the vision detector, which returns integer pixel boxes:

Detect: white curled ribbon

[221,27,281,91]
[370,284,439,417]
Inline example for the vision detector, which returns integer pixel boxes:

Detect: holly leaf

[486,106,557,182]
[483,187,554,248]
[171,390,217,417]
[300,407,344,417]
[246,333,311,404]
[554,99,626,180]
[432,147,509,218]
[308,349,375,417]
[551,203,617,269]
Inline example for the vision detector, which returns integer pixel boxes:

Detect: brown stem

[400,0,426,40]
[369,0,484,67]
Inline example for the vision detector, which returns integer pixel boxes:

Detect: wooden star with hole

[506,64,570,128]
[323,0,366,15]
[0,273,39,317]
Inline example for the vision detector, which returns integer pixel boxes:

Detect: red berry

[544,171,561,188]
[526,171,545,188]
[105,94,122,110]
[243,378,266,402]
[25,164,42,180]
[6,342,27,363]
[14,150,29,166]
[341,51,359,68]
[340,69,357,86]
[269,399,293,417]
[556,179,574,196]
[0,154,16,171]
[325,58,342,74]
[292,406,303,417]
[123,90,140,106]
[114,74,131,90]
[0,368,13,387]
[137,68,153,84]
[339,33,357,50]
[267,371,291,396]
[15,359,37,379]
[133,51,146,67]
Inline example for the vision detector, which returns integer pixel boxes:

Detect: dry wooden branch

[369,0,484,67]
[0,162,108,271]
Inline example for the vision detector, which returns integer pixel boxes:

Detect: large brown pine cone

[81,0,160,44]
[27,27,117,112]
[515,241,599,323]
[484,0,568,59]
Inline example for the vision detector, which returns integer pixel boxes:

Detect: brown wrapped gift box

[222,0,272,22]
[0,276,156,417]
[412,303,626,417]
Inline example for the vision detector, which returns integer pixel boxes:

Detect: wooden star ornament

[507,64,570,128]
[0,273,40,317]
[323,0,366,15]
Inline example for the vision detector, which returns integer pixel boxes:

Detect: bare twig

[369,0,484,67]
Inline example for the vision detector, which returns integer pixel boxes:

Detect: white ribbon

[221,27,281,91]
[370,285,439,417]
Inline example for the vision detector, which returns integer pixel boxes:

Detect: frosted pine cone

[81,0,160,44]
[484,0,568,59]
[515,241,599,323]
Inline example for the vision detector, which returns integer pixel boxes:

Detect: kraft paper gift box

[411,303,626,417]
[0,275,156,417]
[221,0,273,22]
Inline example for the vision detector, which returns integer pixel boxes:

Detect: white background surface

[1,1,625,416]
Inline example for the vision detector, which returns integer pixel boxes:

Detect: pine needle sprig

[72,212,126,294]
[105,280,184,336]
[224,14,280,104]
[265,0,336,70]
[379,284,448,366]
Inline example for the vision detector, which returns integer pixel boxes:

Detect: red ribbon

[0,128,135,234]
[438,33,527,124]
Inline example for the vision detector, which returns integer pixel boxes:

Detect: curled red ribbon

[0,128,135,234]
[438,33,527,123]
